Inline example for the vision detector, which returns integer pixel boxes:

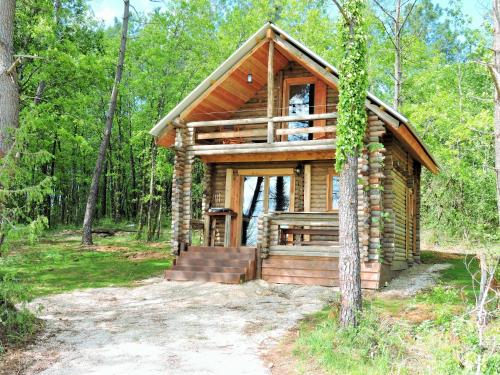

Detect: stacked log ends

[170,118,193,254]
[257,214,270,258]
[367,112,387,261]
[358,148,370,261]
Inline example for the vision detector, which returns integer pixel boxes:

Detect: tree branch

[372,0,397,22]
[332,0,351,24]
[399,0,418,36]
[5,57,21,75]
[374,14,397,48]
[477,60,500,94]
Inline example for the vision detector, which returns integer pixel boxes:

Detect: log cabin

[149,22,439,289]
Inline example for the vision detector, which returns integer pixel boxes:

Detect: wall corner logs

[170,118,194,254]
[367,113,387,262]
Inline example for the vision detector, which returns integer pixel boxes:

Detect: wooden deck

[262,255,381,289]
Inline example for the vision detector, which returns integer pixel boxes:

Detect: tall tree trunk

[101,159,108,218]
[0,0,19,157]
[393,0,402,109]
[338,153,362,325]
[155,198,162,239]
[82,0,129,245]
[373,0,417,110]
[128,115,137,217]
[44,137,57,227]
[147,141,157,241]
[493,0,500,226]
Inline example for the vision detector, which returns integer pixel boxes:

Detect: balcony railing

[187,112,338,154]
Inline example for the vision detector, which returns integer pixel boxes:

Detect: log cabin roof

[150,22,439,173]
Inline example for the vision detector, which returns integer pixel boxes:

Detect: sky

[88,0,487,28]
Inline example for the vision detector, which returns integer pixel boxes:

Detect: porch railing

[258,211,339,257]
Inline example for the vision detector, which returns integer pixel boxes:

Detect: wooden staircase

[165,246,257,284]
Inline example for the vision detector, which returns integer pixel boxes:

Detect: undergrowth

[0,272,38,355]
[295,252,500,374]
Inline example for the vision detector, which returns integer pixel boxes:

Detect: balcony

[186,112,338,156]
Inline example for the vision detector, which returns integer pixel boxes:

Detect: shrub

[0,271,37,355]
[295,307,412,375]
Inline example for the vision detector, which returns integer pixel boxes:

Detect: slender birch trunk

[393,0,402,109]
[82,0,130,245]
[493,0,500,226]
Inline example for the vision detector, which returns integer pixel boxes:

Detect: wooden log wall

[261,256,381,289]
[381,133,420,270]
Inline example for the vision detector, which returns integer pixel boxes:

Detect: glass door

[241,175,292,246]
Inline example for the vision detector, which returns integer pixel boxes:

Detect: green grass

[294,251,500,374]
[421,251,480,294]
[0,230,173,297]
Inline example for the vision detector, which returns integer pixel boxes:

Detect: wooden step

[187,246,256,254]
[173,265,246,274]
[180,252,255,260]
[165,270,245,284]
[175,258,252,267]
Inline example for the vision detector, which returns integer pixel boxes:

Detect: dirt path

[17,279,334,375]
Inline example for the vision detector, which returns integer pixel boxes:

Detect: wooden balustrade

[190,112,338,152]
[259,211,340,257]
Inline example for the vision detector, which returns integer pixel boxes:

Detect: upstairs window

[282,76,327,141]
[288,84,315,141]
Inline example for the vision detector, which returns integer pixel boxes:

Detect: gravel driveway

[20,279,334,375]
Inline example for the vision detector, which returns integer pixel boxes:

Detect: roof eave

[149,22,273,137]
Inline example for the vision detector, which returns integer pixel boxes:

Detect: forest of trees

[0,0,498,252]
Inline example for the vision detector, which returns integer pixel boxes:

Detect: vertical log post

[223,168,233,247]
[170,118,192,254]
[170,125,185,254]
[267,31,275,143]
[182,127,194,246]
[202,163,213,246]
[367,114,387,262]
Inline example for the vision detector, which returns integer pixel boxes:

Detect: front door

[241,175,292,246]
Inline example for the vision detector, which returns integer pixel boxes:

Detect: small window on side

[326,172,340,211]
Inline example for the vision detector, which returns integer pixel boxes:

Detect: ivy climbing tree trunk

[332,0,369,327]
[82,0,130,245]
[0,0,19,157]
